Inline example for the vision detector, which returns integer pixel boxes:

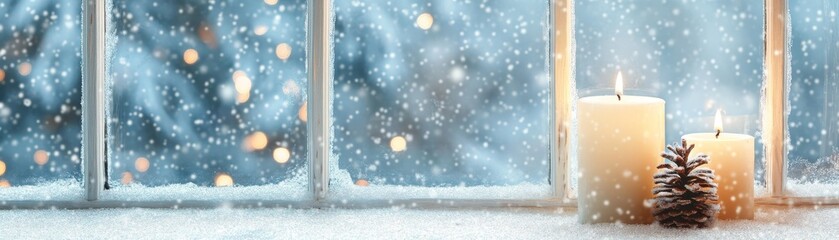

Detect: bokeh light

[416,13,434,30]
[389,136,407,152]
[264,0,278,5]
[254,25,268,36]
[215,173,234,187]
[0,69,5,83]
[121,172,134,185]
[273,147,291,164]
[34,150,49,166]
[183,48,199,65]
[232,70,252,95]
[0,180,9,188]
[355,179,369,187]
[298,102,307,122]
[135,157,150,173]
[0,160,6,177]
[18,62,32,76]
[275,43,292,61]
[236,91,251,104]
[245,131,269,151]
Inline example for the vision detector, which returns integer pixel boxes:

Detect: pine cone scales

[652,139,720,228]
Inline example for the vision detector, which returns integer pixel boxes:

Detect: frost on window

[574,1,765,193]
[787,0,839,197]
[0,0,84,200]
[105,0,308,200]
[330,1,551,199]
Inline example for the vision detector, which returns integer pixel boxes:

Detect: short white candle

[682,109,754,220]
[577,72,665,224]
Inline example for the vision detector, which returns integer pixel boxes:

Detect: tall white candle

[577,72,665,224]
[682,110,754,220]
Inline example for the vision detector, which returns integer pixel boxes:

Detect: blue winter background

[0,0,837,190]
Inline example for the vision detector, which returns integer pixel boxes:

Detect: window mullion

[307,0,332,201]
[552,0,574,200]
[764,0,787,198]
[81,0,106,201]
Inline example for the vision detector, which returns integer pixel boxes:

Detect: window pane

[787,0,839,196]
[331,1,551,199]
[574,1,765,194]
[105,0,308,200]
[0,0,83,200]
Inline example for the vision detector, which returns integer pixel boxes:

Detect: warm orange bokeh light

[233,70,252,104]
[254,25,268,36]
[264,0,278,5]
[0,180,10,188]
[232,70,252,94]
[198,23,218,48]
[0,69,5,83]
[135,157,150,173]
[298,102,307,122]
[183,49,199,65]
[275,43,292,61]
[355,179,370,187]
[18,62,32,76]
[245,131,269,151]
[273,147,291,164]
[416,13,434,30]
[390,136,407,152]
[121,172,134,185]
[236,92,251,104]
[0,160,6,177]
[215,173,234,187]
[34,150,49,166]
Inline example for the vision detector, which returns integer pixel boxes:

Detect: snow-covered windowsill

[1,207,838,238]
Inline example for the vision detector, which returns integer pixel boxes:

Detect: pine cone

[652,139,720,228]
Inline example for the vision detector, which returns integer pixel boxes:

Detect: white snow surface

[1,207,839,239]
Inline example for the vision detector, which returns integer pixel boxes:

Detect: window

[573,0,766,193]
[1,0,837,208]
[330,1,553,199]
[103,0,309,200]
[0,0,83,200]
[787,0,839,197]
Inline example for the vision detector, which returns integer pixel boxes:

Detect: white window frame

[2,0,835,209]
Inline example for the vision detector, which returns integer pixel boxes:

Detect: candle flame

[714,109,723,138]
[615,71,624,101]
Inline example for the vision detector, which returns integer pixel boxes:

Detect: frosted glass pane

[787,0,839,196]
[331,1,551,199]
[0,0,83,198]
[105,0,307,199]
[574,1,765,193]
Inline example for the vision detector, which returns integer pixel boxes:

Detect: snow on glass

[573,0,765,204]
[787,0,839,197]
[330,1,552,199]
[104,0,308,199]
[0,0,84,198]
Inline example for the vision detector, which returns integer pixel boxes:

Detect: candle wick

[715,129,720,139]
[616,94,621,101]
